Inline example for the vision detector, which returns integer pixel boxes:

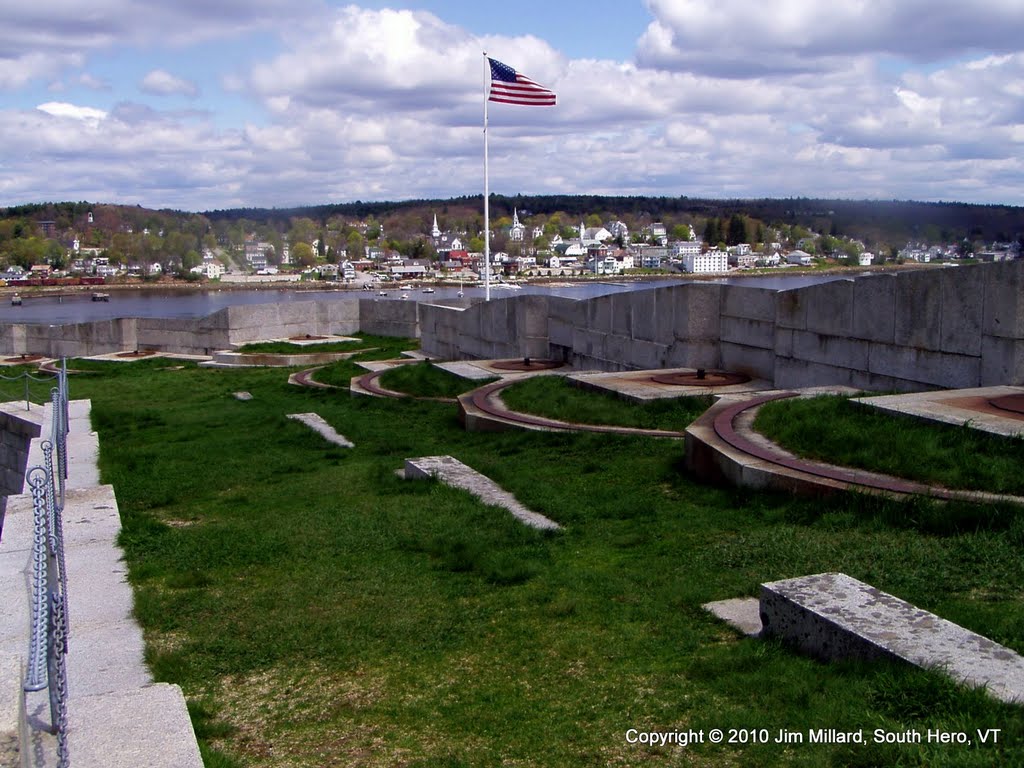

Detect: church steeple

[431,214,441,239]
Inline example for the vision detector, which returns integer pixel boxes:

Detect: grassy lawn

[234,333,405,358]
[500,374,714,431]
[65,358,1024,767]
[376,361,495,399]
[754,394,1024,496]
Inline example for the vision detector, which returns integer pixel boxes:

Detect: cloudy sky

[3,0,1023,211]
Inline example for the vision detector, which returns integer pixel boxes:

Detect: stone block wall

[224,300,361,347]
[359,298,421,340]
[0,262,1021,392]
[417,262,1024,391]
[0,405,42,501]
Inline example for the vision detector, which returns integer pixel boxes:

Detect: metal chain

[50,589,70,767]
[24,466,51,693]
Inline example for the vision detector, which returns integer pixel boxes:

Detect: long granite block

[404,455,560,531]
[940,266,984,356]
[719,342,775,381]
[980,336,1024,386]
[852,273,896,343]
[722,285,776,322]
[674,283,722,342]
[516,294,550,340]
[894,268,943,350]
[802,279,855,336]
[630,288,661,342]
[585,295,614,334]
[775,288,807,331]
[791,330,870,371]
[720,316,776,350]
[983,260,1024,339]
[868,342,980,389]
[761,572,1024,703]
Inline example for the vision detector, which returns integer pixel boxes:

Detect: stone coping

[854,386,1024,438]
[568,368,773,403]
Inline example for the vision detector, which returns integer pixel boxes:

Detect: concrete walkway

[0,400,202,767]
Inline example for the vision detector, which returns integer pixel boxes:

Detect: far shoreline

[0,261,947,301]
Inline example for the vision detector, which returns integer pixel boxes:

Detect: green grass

[754,394,1024,496]
[376,361,496,399]
[500,374,714,431]
[63,358,1024,767]
[0,365,60,406]
[236,332,414,356]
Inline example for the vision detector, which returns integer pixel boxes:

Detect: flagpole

[482,52,491,302]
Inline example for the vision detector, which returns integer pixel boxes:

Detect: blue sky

[2,0,1023,211]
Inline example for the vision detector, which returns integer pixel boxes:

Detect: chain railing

[0,366,58,410]
[23,359,70,767]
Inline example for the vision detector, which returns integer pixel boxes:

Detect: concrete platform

[230,334,360,349]
[761,573,1024,704]
[404,455,560,531]
[200,347,371,368]
[569,368,773,403]
[434,361,504,381]
[702,598,762,637]
[855,385,1024,438]
[82,352,212,364]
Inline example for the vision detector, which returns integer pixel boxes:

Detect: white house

[858,252,875,266]
[683,250,729,274]
[786,250,813,266]
[191,262,224,279]
[582,226,612,244]
[674,240,702,258]
[588,255,622,275]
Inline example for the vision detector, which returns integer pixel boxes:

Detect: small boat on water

[400,292,409,300]
[10,295,21,306]
[91,292,110,302]
[421,287,435,294]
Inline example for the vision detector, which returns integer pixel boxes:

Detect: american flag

[488,57,556,107]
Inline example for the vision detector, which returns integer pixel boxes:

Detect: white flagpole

[483,52,491,302]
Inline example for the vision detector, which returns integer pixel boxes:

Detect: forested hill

[201,195,1024,245]
[5,196,1024,248]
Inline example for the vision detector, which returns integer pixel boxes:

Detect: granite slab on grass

[286,413,354,448]
[404,455,560,531]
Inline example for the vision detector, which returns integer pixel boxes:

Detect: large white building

[683,250,729,274]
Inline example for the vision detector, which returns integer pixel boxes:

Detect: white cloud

[141,69,199,97]
[1,3,1023,208]
[637,0,1024,76]
[36,101,109,123]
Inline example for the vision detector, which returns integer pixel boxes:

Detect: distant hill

[200,195,1024,246]
[4,196,1023,253]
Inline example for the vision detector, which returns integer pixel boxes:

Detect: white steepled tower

[431,214,441,239]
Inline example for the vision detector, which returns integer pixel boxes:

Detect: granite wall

[420,261,1024,391]
[0,262,1021,392]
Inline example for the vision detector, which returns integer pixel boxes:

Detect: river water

[0,273,858,326]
